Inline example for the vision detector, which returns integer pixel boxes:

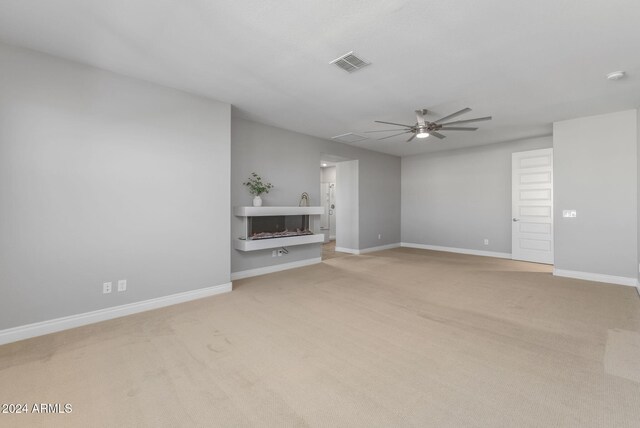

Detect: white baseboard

[553,268,638,287]
[359,243,401,254]
[231,257,321,280]
[334,243,401,255]
[334,247,359,254]
[401,242,512,259]
[0,282,232,346]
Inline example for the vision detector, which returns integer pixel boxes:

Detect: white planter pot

[253,195,263,207]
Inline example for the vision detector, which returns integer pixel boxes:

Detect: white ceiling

[0,0,639,157]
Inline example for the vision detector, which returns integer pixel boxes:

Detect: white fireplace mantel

[233,206,324,217]
[234,206,325,251]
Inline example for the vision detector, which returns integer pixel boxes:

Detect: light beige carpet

[1,248,639,427]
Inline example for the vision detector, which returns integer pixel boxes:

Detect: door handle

[512,218,520,222]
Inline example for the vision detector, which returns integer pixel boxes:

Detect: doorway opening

[320,155,357,260]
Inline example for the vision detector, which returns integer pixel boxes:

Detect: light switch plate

[117,279,127,292]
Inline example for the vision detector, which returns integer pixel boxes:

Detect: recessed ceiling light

[606,71,626,81]
[321,163,327,167]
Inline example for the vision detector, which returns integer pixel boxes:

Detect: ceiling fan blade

[434,107,472,124]
[415,109,426,126]
[439,127,478,131]
[430,131,446,139]
[407,133,417,142]
[363,129,409,133]
[377,131,412,140]
[374,120,414,128]
[440,116,492,126]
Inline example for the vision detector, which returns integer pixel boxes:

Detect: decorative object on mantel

[299,192,310,207]
[243,172,273,207]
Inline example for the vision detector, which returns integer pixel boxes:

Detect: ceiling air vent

[330,51,371,73]
[331,133,368,143]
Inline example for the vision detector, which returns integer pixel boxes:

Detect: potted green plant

[243,172,273,206]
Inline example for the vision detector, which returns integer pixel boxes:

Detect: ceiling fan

[366,108,491,142]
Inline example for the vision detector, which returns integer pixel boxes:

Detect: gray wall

[402,136,553,253]
[336,161,359,250]
[554,109,638,279]
[321,166,336,183]
[0,43,231,329]
[231,117,401,273]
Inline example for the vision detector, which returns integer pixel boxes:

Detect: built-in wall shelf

[234,234,325,251]
[234,206,324,217]
[234,206,325,252]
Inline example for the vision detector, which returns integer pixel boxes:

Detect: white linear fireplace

[234,206,325,251]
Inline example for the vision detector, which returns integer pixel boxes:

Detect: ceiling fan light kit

[366,108,492,142]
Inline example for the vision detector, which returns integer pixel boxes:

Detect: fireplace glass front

[247,215,312,240]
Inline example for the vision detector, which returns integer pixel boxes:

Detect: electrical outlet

[103,282,112,294]
[278,249,284,257]
[272,250,277,258]
[117,279,127,292]
[378,234,382,240]
[484,238,489,245]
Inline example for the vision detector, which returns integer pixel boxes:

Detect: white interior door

[512,148,553,264]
